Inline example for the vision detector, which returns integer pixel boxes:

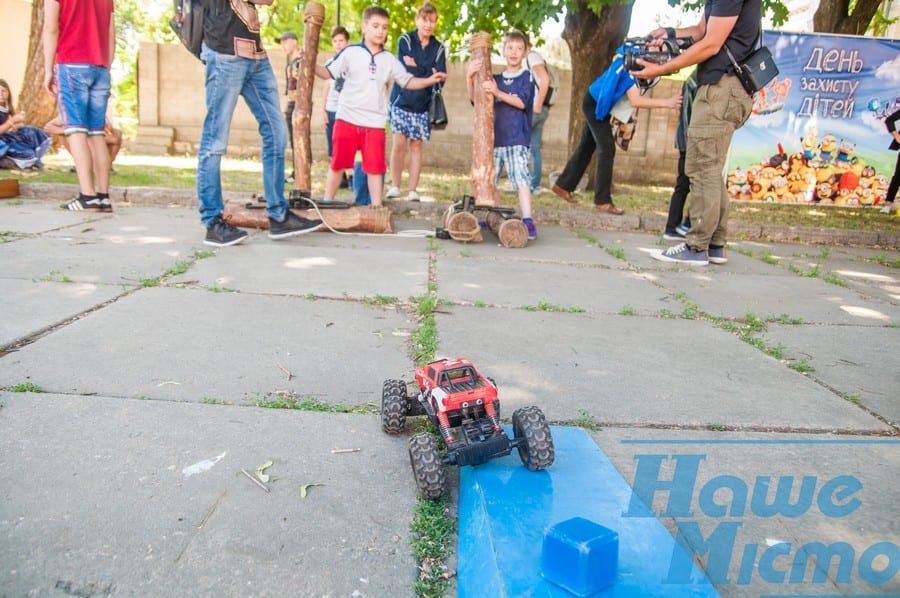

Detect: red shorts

[330,119,386,174]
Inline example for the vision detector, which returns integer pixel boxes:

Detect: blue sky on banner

[729,31,900,175]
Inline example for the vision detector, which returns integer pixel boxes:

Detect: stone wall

[134,42,681,186]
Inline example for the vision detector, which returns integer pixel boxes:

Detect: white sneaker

[880,201,896,214]
[407,191,420,201]
[385,186,401,198]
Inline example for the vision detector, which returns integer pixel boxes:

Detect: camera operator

[639,0,761,266]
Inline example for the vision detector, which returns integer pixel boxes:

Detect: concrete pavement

[0,196,898,597]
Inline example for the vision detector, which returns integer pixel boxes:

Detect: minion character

[788,152,806,173]
[836,140,855,166]
[816,181,834,203]
[801,129,818,160]
[727,167,748,190]
[772,175,788,201]
[861,165,876,178]
[750,181,766,200]
[819,134,837,162]
[859,188,874,206]
[787,171,805,194]
[746,165,760,185]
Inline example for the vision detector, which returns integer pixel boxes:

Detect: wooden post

[469,32,495,207]
[292,2,326,196]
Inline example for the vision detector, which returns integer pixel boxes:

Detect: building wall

[134,42,682,185]
[0,0,33,102]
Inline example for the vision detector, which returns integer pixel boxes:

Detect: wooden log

[223,201,393,234]
[497,219,528,248]
[292,2,326,195]
[469,32,495,207]
[445,211,483,243]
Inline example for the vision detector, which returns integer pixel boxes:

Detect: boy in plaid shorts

[467,30,537,239]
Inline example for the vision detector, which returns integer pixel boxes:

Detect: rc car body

[382,358,554,498]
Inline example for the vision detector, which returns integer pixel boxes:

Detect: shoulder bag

[723,27,779,96]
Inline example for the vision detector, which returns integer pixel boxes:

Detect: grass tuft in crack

[410,497,455,598]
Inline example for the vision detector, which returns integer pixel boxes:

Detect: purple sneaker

[523,218,537,240]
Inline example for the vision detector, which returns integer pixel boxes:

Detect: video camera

[622,35,694,91]
[622,36,694,71]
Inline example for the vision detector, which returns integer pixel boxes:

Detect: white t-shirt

[326,43,414,128]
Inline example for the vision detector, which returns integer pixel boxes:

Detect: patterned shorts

[389,106,431,141]
[493,145,531,191]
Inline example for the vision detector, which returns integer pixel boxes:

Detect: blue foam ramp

[458,426,720,597]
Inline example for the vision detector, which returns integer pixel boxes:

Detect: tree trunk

[292,2,325,195]
[17,0,58,128]
[470,32,495,206]
[562,1,633,161]
[813,0,881,34]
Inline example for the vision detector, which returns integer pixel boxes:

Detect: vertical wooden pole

[292,2,326,195]
[469,32,495,206]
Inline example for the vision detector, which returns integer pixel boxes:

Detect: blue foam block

[542,517,619,596]
[457,426,720,597]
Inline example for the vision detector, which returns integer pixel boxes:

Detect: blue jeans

[529,107,549,191]
[55,64,111,135]
[197,45,287,226]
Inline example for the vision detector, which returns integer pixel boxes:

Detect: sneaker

[385,186,401,199]
[523,218,537,240]
[880,201,896,214]
[268,210,323,239]
[530,187,543,195]
[407,191,420,202]
[61,196,104,212]
[204,215,248,247]
[708,245,728,264]
[652,242,708,266]
[285,175,295,184]
[96,196,113,213]
[675,223,691,236]
[663,230,685,242]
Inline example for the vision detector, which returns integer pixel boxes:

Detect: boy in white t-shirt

[315,6,446,207]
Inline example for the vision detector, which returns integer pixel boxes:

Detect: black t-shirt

[202,0,266,58]
[698,0,761,86]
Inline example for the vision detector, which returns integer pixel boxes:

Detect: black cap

[276,31,298,42]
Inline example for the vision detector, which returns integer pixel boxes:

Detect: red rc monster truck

[381,358,554,499]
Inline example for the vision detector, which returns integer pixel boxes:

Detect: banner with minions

[727,31,900,206]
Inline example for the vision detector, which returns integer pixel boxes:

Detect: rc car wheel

[512,406,555,471]
[408,432,445,499]
[381,379,408,434]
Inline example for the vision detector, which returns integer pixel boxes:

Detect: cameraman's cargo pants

[684,74,752,251]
